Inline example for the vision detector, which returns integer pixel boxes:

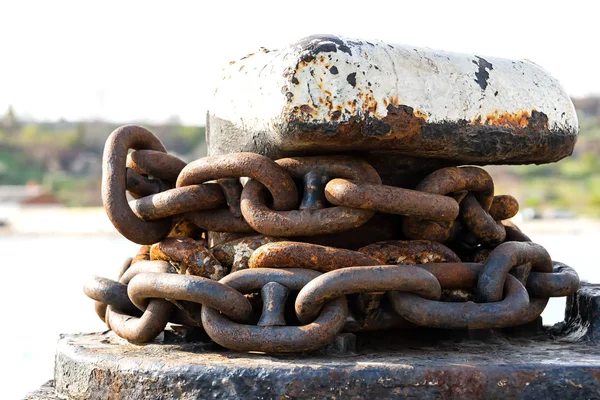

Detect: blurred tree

[2,105,20,134]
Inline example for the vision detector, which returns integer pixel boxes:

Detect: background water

[3,232,599,399]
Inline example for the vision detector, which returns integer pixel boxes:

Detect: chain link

[86,125,581,352]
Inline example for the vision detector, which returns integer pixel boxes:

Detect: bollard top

[208,34,578,165]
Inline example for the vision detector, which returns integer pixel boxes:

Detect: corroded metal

[176,152,298,210]
[104,261,175,343]
[390,275,546,329]
[248,241,379,272]
[62,33,596,400]
[91,124,581,353]
[185,178,254,233]
[84,276,140,319]
[127,149,187,183]
[127,272,253,323]
[325,178,459,220]
[526,262,580,298]
[150,237,226,279]
[240,156,381,236]
[211,235,286,272]
[130,184,225,221]
[358,240,460,264]
[489,194,519,221]
[51,316,600,400]
[207,35,577,168]
[202,268,348,353]
[102,125,172,244]
[295,265,441,324]
[257,282,289,327]
[403,166,495,242]
[460,192,506,245]
[476,241,553,303]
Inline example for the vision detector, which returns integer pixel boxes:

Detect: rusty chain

[86,125,581,352]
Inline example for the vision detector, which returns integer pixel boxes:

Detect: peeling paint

[211,35,576,133]
[207,35,578,165]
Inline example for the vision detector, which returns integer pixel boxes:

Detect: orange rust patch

[382,104,427,139]
[414,109,428,121]
[485,110,530,128]
[471,109,549,130]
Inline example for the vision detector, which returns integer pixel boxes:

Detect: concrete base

[30,284,600,400]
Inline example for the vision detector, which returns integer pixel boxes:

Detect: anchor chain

[86,125,580,352]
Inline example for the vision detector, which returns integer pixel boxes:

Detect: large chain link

[85,125,581,352]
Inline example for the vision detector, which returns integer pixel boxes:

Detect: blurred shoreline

[1,207,599,236]
[0,207,117,235]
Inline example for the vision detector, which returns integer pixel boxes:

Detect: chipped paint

[208,35,578,165]
[210,34,576,136]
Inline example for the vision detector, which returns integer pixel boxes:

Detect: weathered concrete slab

[24,381,60,400]
[208,35,578,169]
[52,329,600,400]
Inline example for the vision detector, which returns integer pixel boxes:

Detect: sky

[0,0,598,126]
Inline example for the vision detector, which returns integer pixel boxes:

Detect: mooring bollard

[27,35,600,400]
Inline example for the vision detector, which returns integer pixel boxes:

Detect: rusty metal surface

[207,35,577,167]
[177,152,298,210]
[127,272,253,323]
[527,262,581,298]
[391,275,544,329]
[126,149,187,183]
[248,241,379,272]
[202,297,348,353]
[240,156,381,236]
[130,184,225,220]
[275,155,381,183]
[504,220,533,242]
[359,240,460,264]
[460,192,506,245]
[325,178,459,220]
[90,124,582,353]
[54,292,600,400]
[125,169,169,198]
[84,276,140,319]
[103,261,176,343]
[403,166,495,242]
[211,235,286,272]
[202,267,348,353]
[241,178,375,236]
[489,194,519,221]
[257,282,289,327]
[185,178,256,233]
[102,125,172,244]
[296,265,441,324]
[477,241,553,303]
[150,237,226,279]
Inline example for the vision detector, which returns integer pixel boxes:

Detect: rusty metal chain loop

[185,179,255,233]
[127,149,187,183]
[325,179,459,221]
[402,166,496,242]
[127,272,254,323]
[390,274,547,330]
[150,237,226,279]
[105,260,176,343]
[177,152,299,209]
[240,156,382,236]
[102,125,173,244]
[476,241,553,303]
[89,125,582,352]
[248,241,380,272]
[295,265,441,324]
[201,268,348,353]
